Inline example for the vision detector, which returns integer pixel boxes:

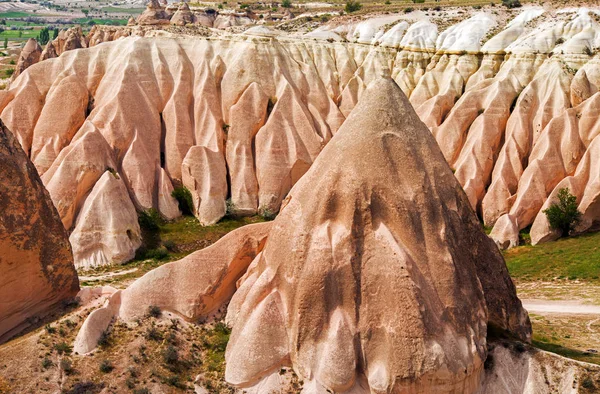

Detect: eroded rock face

[0,121,79,343]
[224,79,531,393]
[138,0,171,25]
[6,7,600,269]
[12,38,42,80]
[73,222,271,354]
[170,2,195,26]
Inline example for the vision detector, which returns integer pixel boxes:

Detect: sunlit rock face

[0,120,79,343]
[3,6,600,268]
[224,78,531,393]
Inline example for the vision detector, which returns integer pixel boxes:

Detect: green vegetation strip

[504,232,600,282]
[0,12,32,18]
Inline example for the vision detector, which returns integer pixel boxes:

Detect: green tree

[38,27,50,45]
[281,0,292,8]
[3,37,7,50]
[345,0,362,13]
[543,187,581,237]
[53,27,59,39]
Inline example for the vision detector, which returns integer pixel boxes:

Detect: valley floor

[506,232,600,366]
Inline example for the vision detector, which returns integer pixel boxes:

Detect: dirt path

[79,267,138,282]
[522,299,600,315]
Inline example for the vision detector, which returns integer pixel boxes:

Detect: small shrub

[141,247,169,260]
[226,199,237,216]
[239,3,249,8]
[148,305,162,318]
[162,239,176,251]
[146,326,163,342]
[60,358,74,375]
[403,7,414,13]
[473,4,482,9]
[344,0,362,13]
[281,0,292,7]
[41,357,53,369]
[258,207,277,221]
[582,376,596,389]
[64,381,104,394]
[433,5,441,11]
[99,359,113,373]
[163,345,179,365]
[164,375,185,388]
[138,209,162,231]
[584,46,593,56]
[64,319,76,328]
[126,377,136,389]
[171,186,194,216]
[555,37,565,45]
[412,0,424,3]
[543,187,581,237]
[54,342,72,355]
[97,330,110,348]
[129,366,139,378]
[384,0,390,4]
[45,324,56,334]
[502,0,521,8]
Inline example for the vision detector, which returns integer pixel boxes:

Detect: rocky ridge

[4,6,600,268]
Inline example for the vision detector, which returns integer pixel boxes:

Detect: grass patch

[72,18,128,26]
[532,339,600,365]
[0,12,32,18]
[504,231,600,283]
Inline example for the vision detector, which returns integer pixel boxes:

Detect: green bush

[281,0,292,8]
[97,329,111,348]
[403,7,414,13]
[60,359,74,375]
[162,345,179,365]
[344,0,362,13]
[138,209,162,231]
[171,186,194,216]
[99,359,113,373]
[41,357,53,369]
[543,188,581,237]
[54,342,72,355]
[148,305,162,318]
[502,0,521,8]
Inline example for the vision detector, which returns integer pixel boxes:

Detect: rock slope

[72,78,535,393]
[4,6,600,268]
[224,78,530,393]
[0,120,79,343]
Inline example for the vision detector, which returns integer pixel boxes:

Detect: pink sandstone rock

[225,79,530,393]
[0,120,79,343]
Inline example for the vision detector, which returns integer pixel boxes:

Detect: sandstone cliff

[0,120,79,343]
[4,7,600,270]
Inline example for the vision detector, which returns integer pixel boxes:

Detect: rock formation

[73,222,271,354]
[223,78,531,393]
[12,38,41,80]
[0,120,79,343]
[4,7,600,270]
[71,79,531,392]
[170,2,195,26]
[137,0,171,25]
